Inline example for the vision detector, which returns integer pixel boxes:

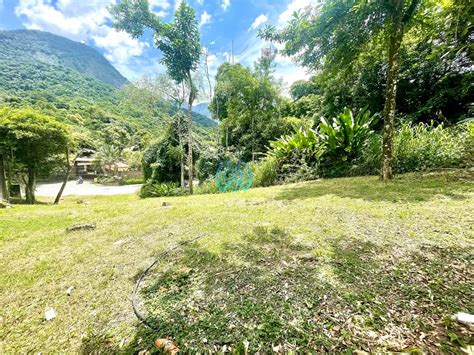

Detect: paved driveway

[36,180,142,197]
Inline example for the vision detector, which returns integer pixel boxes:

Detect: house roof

[75,157,94,163]
[113,162,129,168]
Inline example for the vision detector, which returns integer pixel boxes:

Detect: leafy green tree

[111,0,201,193]
[142,114,198,184]
[308,0,473,125]
[281,94,322,123]
[254,56,276,81]
[94,144,121,175]
[209,62,287,160]
[289,80,319,101]
[260,0,424,180]
[0,106,70,204]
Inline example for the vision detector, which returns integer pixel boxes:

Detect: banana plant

[319,107,377,161]
[268,127,324,164]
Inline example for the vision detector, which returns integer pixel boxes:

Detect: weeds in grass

[133,227,473,352]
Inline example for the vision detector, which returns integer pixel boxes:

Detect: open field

[0,171,473,353]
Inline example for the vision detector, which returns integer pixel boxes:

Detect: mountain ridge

[0,29,216,131]
[0,29,128,88]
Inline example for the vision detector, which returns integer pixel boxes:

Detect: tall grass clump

[393,122,473,173]
[250,156,278,187]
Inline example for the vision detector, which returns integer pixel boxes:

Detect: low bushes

[353,122,473,176]
[250,156,278,187]
[139,182,182,198]
[139,110,472,196]
[393,122,472,173]
[194,180,220,195]
[119,177,144,185]
[261,107,472,183]
[139,180,220,198]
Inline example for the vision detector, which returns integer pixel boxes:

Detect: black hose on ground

[131,235,206,329]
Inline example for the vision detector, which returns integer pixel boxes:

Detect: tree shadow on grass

[274,171,472,203]
[80,227,473,353]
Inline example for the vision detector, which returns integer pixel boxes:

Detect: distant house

[74,149,96,176]
[105,161,130,176]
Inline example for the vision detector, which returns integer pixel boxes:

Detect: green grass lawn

[0,171,473,353]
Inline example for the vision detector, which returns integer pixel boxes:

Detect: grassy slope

[0,171,472,353]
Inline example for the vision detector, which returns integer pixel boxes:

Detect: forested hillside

[0,30,127,89]
[0,30,216,152]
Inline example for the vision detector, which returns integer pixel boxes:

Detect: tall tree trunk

[177,115,185,192]
[204,48,213,102]
[0,153,8,202]
[7,148,14,199]
[187,72,194,194]
[25,166,36,204]
[180,148,185,192]
[54,147,73,205]
[382,20,404,181]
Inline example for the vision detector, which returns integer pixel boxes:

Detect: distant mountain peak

[0,29,127,88]
[193,102,212,119]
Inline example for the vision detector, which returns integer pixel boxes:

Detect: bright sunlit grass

[0,171,472,352]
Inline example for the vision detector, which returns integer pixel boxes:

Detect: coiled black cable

[131,235,206,329]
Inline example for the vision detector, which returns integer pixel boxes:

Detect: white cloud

[149,0,170,16]
[149,0,170,10]
[14,0,149,79]
[152,9,168,17]
[221,0,230,11]
[199,11,211,28]
[174,0,182,10]
[117,60,167,81]
[92,27,148,65]
[249,14,268,31]
[278,0,321,26]
[207,54,217,64]
[15,0,110,41]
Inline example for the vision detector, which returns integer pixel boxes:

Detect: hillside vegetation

[0,171,472,353]
[0,30,127,89]
[0,30,216,153]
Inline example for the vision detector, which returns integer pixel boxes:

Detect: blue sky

[0,0,315,99]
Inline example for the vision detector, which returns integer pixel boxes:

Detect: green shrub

[352,122,473,176]
[195,180,220,195]
[119,177,144,185]
[250,156,278,187]
[269,128,323,163]
[318,107,378,176]
[393,122,472,173]
[196,148,222,183]
[95,176,118,185]
[138,182,182,198]
[142,140,183,183]
[350,134,382,176]
[267,127,323,182]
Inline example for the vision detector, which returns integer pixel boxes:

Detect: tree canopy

[0,106,71,203]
